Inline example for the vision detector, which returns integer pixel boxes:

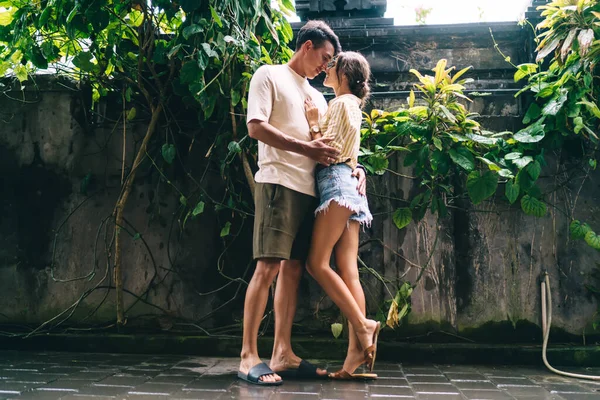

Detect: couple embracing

[237,20,380,386]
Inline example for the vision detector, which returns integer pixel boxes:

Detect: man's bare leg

[239,258,282,383]
[270,260,327,376]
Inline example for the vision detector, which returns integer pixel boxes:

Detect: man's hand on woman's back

[304,137,340,166]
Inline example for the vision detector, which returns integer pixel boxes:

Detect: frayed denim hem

[315,197,373,228]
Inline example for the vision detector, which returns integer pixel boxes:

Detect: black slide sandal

[237,362,283,386]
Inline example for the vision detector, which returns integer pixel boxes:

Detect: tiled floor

[0,351,600,399]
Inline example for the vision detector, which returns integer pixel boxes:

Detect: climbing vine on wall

[0,0,295,331]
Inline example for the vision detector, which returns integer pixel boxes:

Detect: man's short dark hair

[295,20,341,55]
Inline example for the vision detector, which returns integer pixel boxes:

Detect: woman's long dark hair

[335,51,371,107]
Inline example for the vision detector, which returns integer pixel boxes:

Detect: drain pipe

[541,270,600,380]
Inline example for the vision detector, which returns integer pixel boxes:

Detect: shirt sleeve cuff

[355,163,367,174]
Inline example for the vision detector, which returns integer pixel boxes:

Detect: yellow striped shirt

[319,94,363,169]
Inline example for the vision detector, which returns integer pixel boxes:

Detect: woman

[304,51,380,380]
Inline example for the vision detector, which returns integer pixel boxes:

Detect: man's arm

[248,120,340,166]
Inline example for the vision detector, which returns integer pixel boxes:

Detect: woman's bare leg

[306,203,377,354]
[334,220,368,373]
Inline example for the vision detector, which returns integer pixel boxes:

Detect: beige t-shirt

[246,64,327,197]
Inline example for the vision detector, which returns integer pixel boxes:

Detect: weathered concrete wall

[1,21,599,342]
[0,78,250,329]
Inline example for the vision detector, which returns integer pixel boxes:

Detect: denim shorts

[315,163,373,227]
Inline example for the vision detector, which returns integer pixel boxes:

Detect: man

[238,20,366,386]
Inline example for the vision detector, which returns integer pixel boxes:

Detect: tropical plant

[360,59,548,234]
[366,0,600,328]
[514,0,600,250]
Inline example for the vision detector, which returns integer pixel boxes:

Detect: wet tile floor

[1,351,600,399]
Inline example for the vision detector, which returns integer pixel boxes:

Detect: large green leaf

[126,107,136,121]
[449,147,475,171]
[515,169,533,191]
[513,124,545,143]
[0,7,15,26]
[182,24,203,40]
[430,151,450,175]
[41,41,60,62]
[201,43,218,59]
[210,5,223,28]
[504,152,522,160]
[180,62,201,83]
[28,46,48,69]
[514,63,538,82]
[578,100,600,119]
[526,160,541,180]
[161,144,176,164]
[522,103,541,124]
[331,322,343,339]
[466,133,497,145]
[72,51,95,72]
[220,221,231,237]
[227,140,242,155]
[512,156,533,169]
[477,156,501,171]
[542,89,568,116]
[200,93,216,119]
[520,195,546,217]
[570,220,591,239]
[585,231,600,250]
[393,208,412,230]
[368,154,389,175]
[505,180,519,204]
[192,201,205,217]
[467,171,498,205]
[10,63,26,81]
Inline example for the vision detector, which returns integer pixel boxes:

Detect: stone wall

[1,20,599,342]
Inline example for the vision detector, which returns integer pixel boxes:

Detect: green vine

[0,0,295,333]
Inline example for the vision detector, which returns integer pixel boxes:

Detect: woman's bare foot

[340,345,367,375]
[239,355,281,383]
[355,319,378,354]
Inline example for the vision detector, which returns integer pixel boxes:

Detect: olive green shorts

[253,182,317,261]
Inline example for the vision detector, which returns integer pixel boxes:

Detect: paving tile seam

[370,385,412,388]
[3,370,40,373]
[415,391,461,394]
[550,390,598,394]
[89,384,134,388]
[496,384,541,387]
[127,391,171,395]
[487,376,529,379]
[410,383,454,385]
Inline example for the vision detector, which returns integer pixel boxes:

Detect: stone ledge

[1,334,600,367]
[293,20,526,39]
